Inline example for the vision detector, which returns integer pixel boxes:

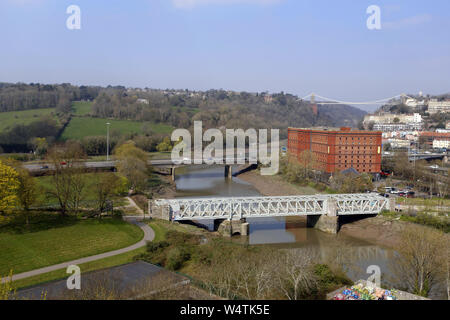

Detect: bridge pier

[171,166,176,181]
[307,199,339,234]
[215,219,249,237]
[224,165,232,180]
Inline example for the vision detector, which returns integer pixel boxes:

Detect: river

[172,165,402,286]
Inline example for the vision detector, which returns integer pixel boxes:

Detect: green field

[61,117,173,140]
[34,172,125,206]
[72,101,92,116]
[0,217,143,276]
[0,108,57,132]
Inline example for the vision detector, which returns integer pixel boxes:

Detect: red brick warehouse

[287,127,382,174]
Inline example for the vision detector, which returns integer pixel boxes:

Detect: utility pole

[106,122,111,161]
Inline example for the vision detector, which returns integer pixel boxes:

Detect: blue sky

[1,0,449,111]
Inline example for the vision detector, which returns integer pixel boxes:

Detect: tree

[273,249,319,300]
[46,141,87,216]
[156,137,173,152]
[29,137,48,157]
[16,168,38,224]
[391,225,447,297]
[93,174,121,216]
[297,150,317,180]
[114,141,150,192]
[0,160,19,218]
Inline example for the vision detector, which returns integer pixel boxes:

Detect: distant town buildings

[364,113,422,125]
[420,132,450,148]
[428,99,450,114]
[433,139,450,149]
[288,127,382,174]
[364,113,423,132]
[373,122,423,132]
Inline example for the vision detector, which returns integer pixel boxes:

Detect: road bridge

[23,157,251,179]
[150,194,391,235]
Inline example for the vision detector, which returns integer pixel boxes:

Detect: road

[22,157,254,172]
[23,159,176,172]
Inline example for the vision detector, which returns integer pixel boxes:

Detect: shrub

[166,247,190,271]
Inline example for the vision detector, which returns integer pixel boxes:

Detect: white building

[404,98,426,111]
[388,139,411,149]
[428,99,450,114]
[364,113,422,125]
[433,139,450,149]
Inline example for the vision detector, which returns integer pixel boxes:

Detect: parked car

[40,165,49,170]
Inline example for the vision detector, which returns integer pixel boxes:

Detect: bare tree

[273,248,319,300]
[391,225,447,297]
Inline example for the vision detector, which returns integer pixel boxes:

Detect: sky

[1,0,449,111]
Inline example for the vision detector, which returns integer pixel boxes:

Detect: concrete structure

[288,127,382,174]
[151,194,390,234]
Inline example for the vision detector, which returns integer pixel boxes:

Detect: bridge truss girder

[153,194,389,221]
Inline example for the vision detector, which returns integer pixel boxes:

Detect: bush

[166,247,190,271]
[166,230,199,246]
[146,241,170,253]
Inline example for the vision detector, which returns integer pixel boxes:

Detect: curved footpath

[8,218,155,282]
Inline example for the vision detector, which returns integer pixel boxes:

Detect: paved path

[7,218,154,282]
[127,197,145,215]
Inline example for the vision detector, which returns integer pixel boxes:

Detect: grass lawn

[0,216,143,276]
[0,108,57,132]
[72,101,92,116]
[61,117,173,140]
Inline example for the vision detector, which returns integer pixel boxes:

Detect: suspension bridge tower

[310,93,318,116]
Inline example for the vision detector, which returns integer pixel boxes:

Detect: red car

[60,161,67,165]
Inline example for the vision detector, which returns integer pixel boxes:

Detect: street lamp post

[106,122,111,161]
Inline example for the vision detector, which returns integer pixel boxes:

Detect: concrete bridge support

[215,219,249,237]
[306,199,339,234]
[170,167,176,181]
[149,201,171,221]
[224,165,233,180]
